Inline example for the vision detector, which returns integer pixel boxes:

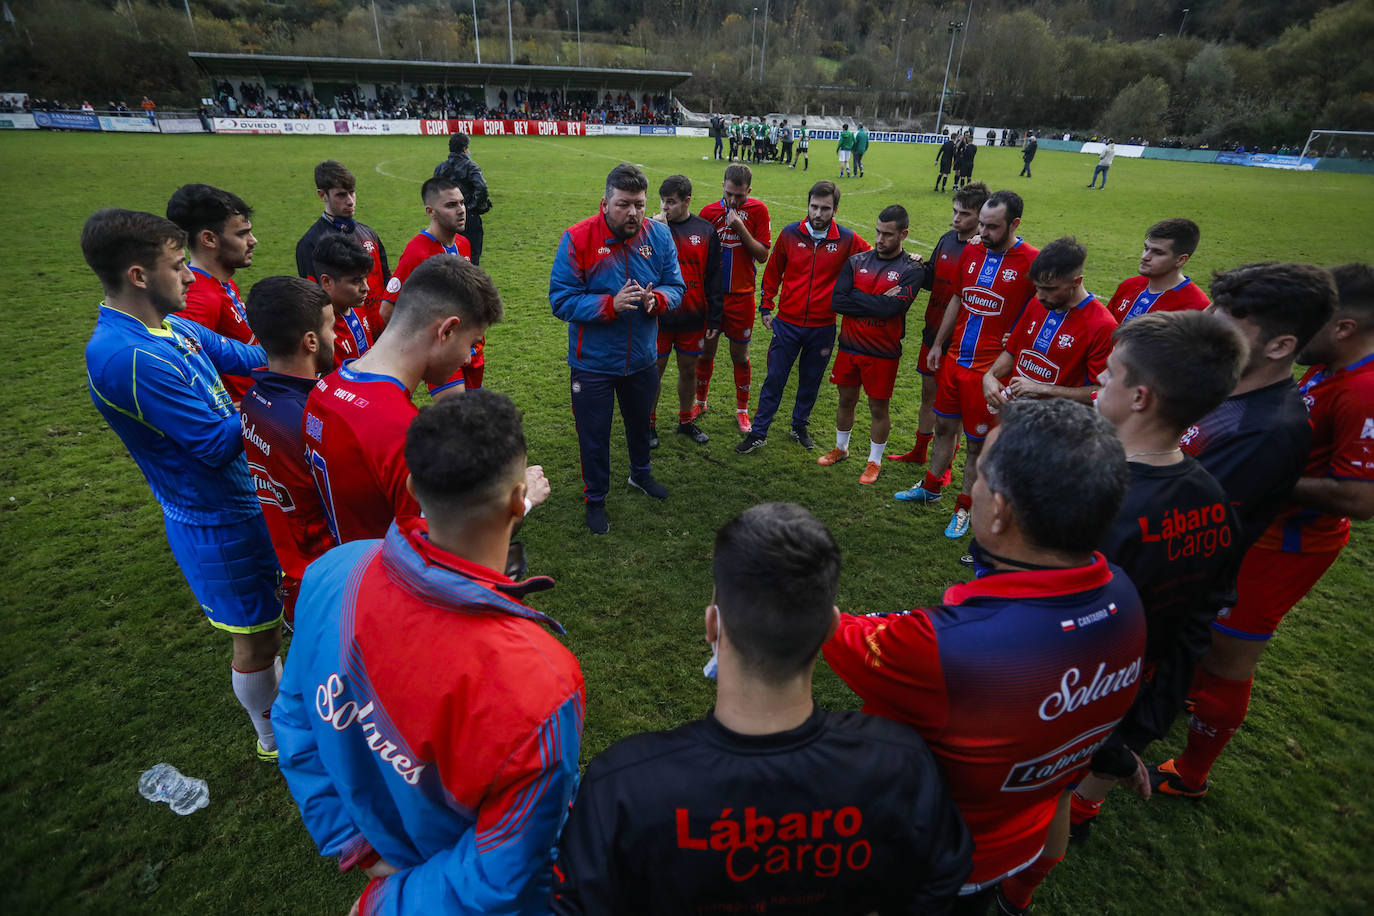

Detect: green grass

[1,133,1372,913]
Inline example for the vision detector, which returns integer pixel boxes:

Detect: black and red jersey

[832,250,924,359]
[1180,378,1312,553]
[921,230,971,337]
[824,555,1145,889]
[296,215,390,329]
[553,707,973,915]
[659,214,724,333]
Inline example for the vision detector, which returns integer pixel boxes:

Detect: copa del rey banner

[420,119,587,137]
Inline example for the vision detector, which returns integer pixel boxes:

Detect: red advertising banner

[419,119,587,137]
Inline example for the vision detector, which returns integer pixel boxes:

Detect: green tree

[1101,74,1170,139]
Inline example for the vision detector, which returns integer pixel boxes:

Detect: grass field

[2,131,1372,914]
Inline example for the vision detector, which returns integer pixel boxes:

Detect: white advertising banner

[159,118,207,134]
[98,115,160,133]
[0,112,37,129]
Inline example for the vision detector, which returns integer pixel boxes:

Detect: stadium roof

[189,52,692,92]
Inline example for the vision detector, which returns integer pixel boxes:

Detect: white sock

[232,658,281,750]
[869,440,886,464]
[836,429,852,451]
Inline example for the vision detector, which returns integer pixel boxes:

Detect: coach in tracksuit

[737,180,870,454]
[550,164,686,535]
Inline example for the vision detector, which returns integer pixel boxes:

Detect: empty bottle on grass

[138,764,209,815]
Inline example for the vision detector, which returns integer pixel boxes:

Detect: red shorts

[657,327,706,357]
[932,360,998,440]
[720,291,755,342]
[916,342,938,378]
[1212,545,1343,641]
[830,350,899,400]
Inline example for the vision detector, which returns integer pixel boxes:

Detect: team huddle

[80,145,1372,915]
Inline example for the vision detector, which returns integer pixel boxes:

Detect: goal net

[1299,129,1374,162]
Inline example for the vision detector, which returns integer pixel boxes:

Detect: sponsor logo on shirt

[1003,722,1118,792]
[674,805,872,882]
[1137,502,1232,560]
[1016,349,1060,383]
[1037,656,1142,722]
[240,417,271,456]
[316,673,427,785]
[962,287,1005,316]
[247,462,294,511]
[597,246,611,255]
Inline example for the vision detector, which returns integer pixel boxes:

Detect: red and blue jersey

[274,522,584,916]
[549,211,685,376]
[698,197,770,295]
[332,307,377,368]
[302,361,420,545]
[182,267,257,401]
[382,230,471,305]
[832,250,924,359]
[1004,293,1116,387]
[949,239,1040,373]
[659,214,724,333]
[1256,354,1374,554]
[86,304,266,526]
[824,554,1145,888]
[1106,275,1209,325]
[241,369,336,613]
[760,220,871,327]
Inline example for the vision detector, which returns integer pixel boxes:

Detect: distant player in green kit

[837,124,855,178]
[792,119,810,171]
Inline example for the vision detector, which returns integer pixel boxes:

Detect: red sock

[922,470,945,494]
[913,430,933,462]
[955,492,972,513]
[1175,669,1253,786]
[733,363,751,411]
[677,409,692,425]
[1000,852,1065,910]
[1069,791,1103,826]
[696,359,714,403]
[649,410,657,427]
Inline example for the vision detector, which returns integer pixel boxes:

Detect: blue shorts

[164,514,283,634]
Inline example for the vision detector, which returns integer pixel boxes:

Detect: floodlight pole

[892,17,906,89]
[372,1,383,55]
[935,21,962,135]
[507,0,515,62]
[761,0,770,82]
[954,0,973,86]
[472,0,481,63]
[1178,8,1190,38]
[750,8,758,80]
[575,0,582,66]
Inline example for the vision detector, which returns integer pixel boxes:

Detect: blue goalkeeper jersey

[86,303,267,526]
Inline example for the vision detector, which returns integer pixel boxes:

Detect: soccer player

[696,164,771,432]
[853,123,869,177]
[837,123,855,177]
[1019,133,1037,178]
[433,132,491,265]
[304,256,504,545]
[1151,263,1357,800]
[792,118,810,171]
[981,236,1118,408]
[737,180,871,454]
[549,164,685,535]
[274,391,584,915]
[889,181,989,467]
[727,116,740,161]
[896,190,1039,541]
[936,131,956,192]
[241,276,338,620]
[384,176,477,395]
[953,133,977,190]
[1106,218,1210,324]
[294,160,390,326]
[825,399,1145,916]
[651,175,723,447]
[165,183,259,402]
[82,208,282,761]
[1087,139,1115,189]
[553,503,973,913]
[780,118,794,165]
[310,233,377,369]
[820,205,924,485]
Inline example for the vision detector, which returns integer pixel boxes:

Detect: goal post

[1299,129,1374,162]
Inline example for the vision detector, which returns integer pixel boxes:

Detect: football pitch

[2,131,1372,913]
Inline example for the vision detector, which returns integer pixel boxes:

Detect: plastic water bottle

[138,764,209,815]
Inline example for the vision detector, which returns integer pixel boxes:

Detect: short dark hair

[448,132,470,153]
[313,160,356,192]
[1330,263,1374,327]
[165,184,252,247]
[712,503,841,683]
[979,399,1127,556]
[392,254,503,332]
[311,233,373,282]
[984,189,1024,222]
[81,208,187,292]
[406,390,526,522]
[877,204,909,231]
[1146,218,1201,259]
[1112,310,1249,430]
[723,164,752,188]
[1030,236,1087,282]
[659,174,692,201]
[953,181,990,212]
[808,179,839,208]
[245,276,332,358]
[605,163,648,200]
[421,175,461,204]
[1210,262,1337,352]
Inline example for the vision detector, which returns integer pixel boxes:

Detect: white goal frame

[1299,129,1374,161]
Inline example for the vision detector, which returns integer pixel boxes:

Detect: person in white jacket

[1088,139,1116,189]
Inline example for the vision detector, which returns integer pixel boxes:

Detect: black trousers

[459,211,484,265]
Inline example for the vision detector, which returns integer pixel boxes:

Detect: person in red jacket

[736,181,870,454]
